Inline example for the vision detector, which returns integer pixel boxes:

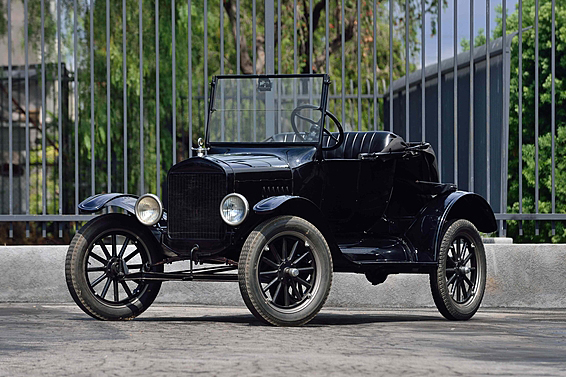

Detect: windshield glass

[208,76,326,144]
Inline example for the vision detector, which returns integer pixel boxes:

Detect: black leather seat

[322,131,406,159]
[271,131,406,159]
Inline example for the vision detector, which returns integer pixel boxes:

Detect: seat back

[322,131,405,159]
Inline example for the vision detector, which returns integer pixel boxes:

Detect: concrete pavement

[1,304,565,376]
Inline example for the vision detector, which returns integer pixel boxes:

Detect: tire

[430,219,486,320]
[65,213,164,320]
[239,216,333,326]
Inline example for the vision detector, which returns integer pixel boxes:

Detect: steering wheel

[290,104,344,151]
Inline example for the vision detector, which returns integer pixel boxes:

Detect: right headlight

[220,193,249,226]
[135,194,163,226]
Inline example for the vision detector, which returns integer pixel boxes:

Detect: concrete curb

[1,244,564,308]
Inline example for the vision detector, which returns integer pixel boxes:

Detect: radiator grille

[168,173,227,239]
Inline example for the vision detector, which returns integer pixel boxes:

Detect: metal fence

[0,0,562,241]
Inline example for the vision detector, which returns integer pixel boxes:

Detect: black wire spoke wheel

[258,233,317,309]
[239,216,332,326]
[430,219,486,321]
[65,214,163,320]
[85,231,148,305]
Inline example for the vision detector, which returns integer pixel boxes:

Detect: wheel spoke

[283,280,290,307]
[91,273,108,288]
[118,237,131,258]
[295,276,311,289]
[261,257,279,269]
[297,267,314,273]
[269,244,282,263]
[123,248,140,263]
[259,270,278,277]
[291,251,309,266]
[100,278,112,299]
[262,277,279,293]
[463,275,475,291]
[89,251,108,265]
[462,247,474,265]
[97,241,112,260]
[282,238,287,260]
[113,280,119,302]
[87,267,106,272]
[272,282,283,303]
[121,281,133,299]
[446,274,457,287]
[111,235,117,257]
[288,241,299,262]
[291,280,303,301]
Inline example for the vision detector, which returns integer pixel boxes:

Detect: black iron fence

[0,0,563,242]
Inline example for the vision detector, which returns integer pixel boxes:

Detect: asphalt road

[1,304,565,377]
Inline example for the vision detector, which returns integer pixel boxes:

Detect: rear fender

[253,196,341,258]
[78,193,138,214]
[406,191,497,262]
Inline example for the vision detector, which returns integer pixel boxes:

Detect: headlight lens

[135,194,163,226]
[220,193,249,226]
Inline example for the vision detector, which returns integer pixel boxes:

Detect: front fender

[78,193,139,214]
[406,191,497,262]
[253,195,342,261]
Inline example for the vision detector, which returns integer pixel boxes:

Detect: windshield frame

[205,73,331,148]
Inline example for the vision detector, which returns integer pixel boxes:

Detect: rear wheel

[239,216,333,326]
[65,213,163,320]
[430,219,486,320]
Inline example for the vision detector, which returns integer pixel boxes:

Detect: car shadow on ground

[125,312,443,326]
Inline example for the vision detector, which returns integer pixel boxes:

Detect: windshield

[207,75,327,144]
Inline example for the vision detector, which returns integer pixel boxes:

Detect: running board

[123,265,238,282]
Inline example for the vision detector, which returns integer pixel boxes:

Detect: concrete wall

[1,244,564,308]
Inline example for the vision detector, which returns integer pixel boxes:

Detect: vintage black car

[66,74,497,326]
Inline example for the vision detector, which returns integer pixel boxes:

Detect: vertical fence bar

[341,0,345,125]
[357,0,361,131]
[373,0,377,131]
[310,0,313,75]
[469,0,474,191]
[437,0,442,181]
[204,0,208,141]
[140,0,145,192]
[279,0,283,74]
[534,0,539,234]
[57,0,62,236]
[453,0,458,186]
[325,0,329,74]
[486,0,491,205]
[236,0,240,139]
[389,0,393,132]
[90,0,95,197]
[74,0,79,215]
[41,0,47,235]
[294,0,298,74]
[25,0,30,235]
[253,0,257,140]
[172,0,176,165]
[405,0,409,139]
[8,0,13,237]
[220,0,225,139]
[551,0,556,235]
[156,0,160,196]
[500,0,507,235]
[421,0,425,142]
[188,0,193,157]
[518,0,522,235]
[124,0,129,190]
[107,0,111,193]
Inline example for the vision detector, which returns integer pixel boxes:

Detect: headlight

[135,194,163,226]
[220,193,249,226]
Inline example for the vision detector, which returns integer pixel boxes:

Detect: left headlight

[135,194,163,226]
[220,193,249,226]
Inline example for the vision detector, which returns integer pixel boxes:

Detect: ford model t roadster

[66,74,496,326]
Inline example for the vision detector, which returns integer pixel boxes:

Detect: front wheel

[239,216,333,326]
[430,219,487,320]
[65,213,164,320]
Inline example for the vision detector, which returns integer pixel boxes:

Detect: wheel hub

[106,257,122,278]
